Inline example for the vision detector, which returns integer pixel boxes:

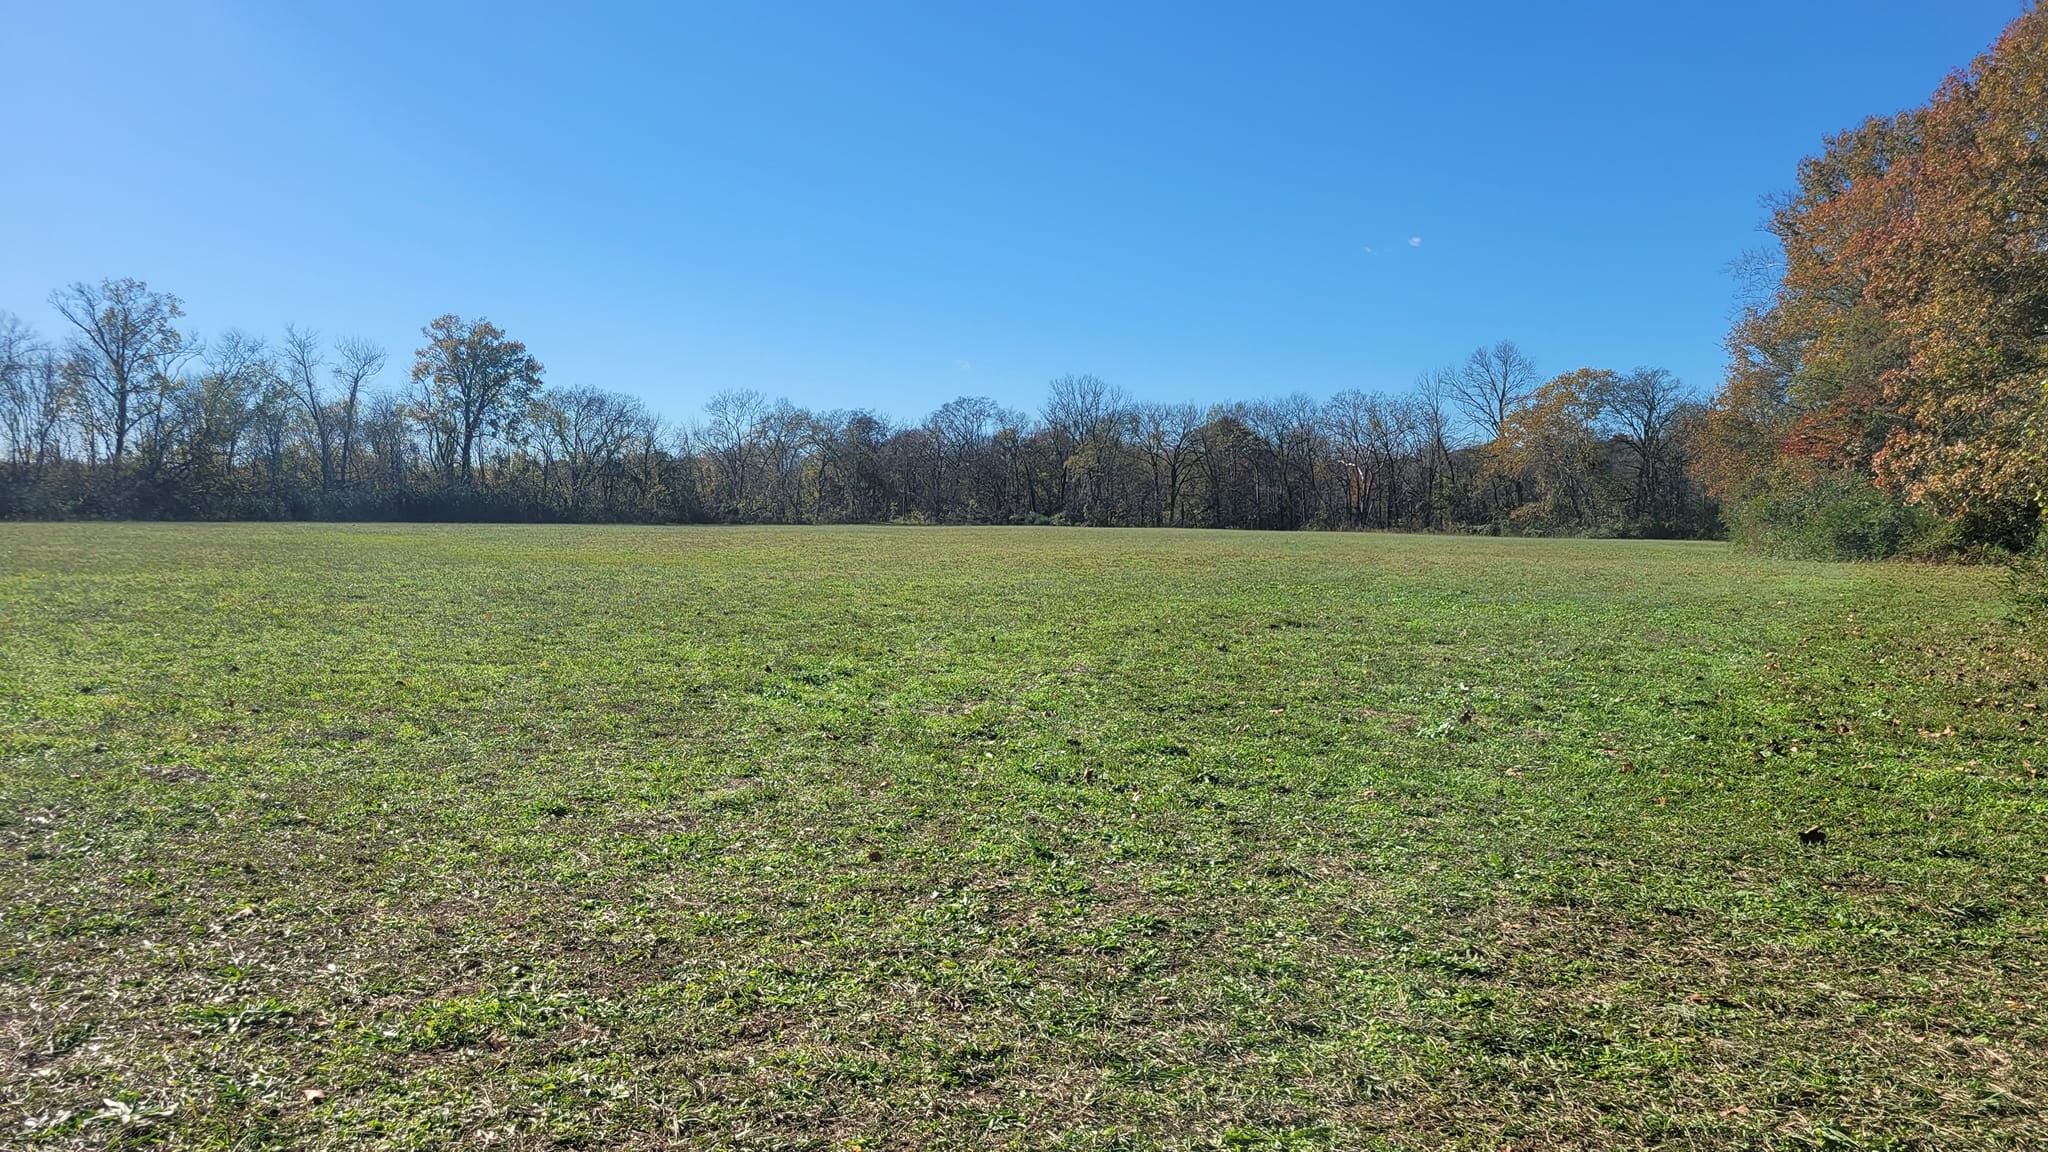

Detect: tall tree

[282,325,337,490]
[1043,373,1127,522]
[50,278,186,466]
[814,409,895,522]
[533,385,646,516]
[1858,6,2048,545]
[1414,369,1461,528]
[163,330,276,509]
[1496,369,1609,529]
[702,388,768,517]
[1451,340,1539,443]
[410,314,544,485]
[926,395,1008,520]
[1133,401,1202,526]
[1597,367,1692,525]
[330,336,386,488]
[1701,5,2048,555]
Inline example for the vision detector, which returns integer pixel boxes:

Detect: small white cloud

[1408,236,1422,247]
[955,359,972,371]
[1362,245,1377,255]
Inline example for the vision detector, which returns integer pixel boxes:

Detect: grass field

[1,524,2044,1150]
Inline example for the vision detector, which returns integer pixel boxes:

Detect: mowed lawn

[1,525,2044,1151]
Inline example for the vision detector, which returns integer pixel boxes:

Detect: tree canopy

[0,291,1715,536]
[1700,4,2048,558]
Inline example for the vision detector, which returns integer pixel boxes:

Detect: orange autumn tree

[1704,3,2048,555]
[1492,369,1611,530]
[1863,7,2048,546]
[1699,111,1919,556]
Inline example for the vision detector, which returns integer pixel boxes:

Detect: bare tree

[176,330,276,469]
[1368,395,1423,528]
[1,315,44,468]
[359,390,412,492]
[702,388,768,516]
[927,395,1008,519]
[534,385,647,516]
[1597,366,1692,524]
[1134,401,1202,526]
[330,336,385,488]
[1321,390,1377,525]
[20,351,69,473]
[1044,373,1121,437]
[1414,369,1461,528]
[50,279,187,465]
[1451,340,1539,442]
[758,399,817,522]
[1043,373,1128,522]
[281,325,336,489]
[813,409,895,521]
[1247,393,1324,528]
[0,312,32,383]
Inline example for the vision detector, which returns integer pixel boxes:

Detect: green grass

[1,524,2043,1150]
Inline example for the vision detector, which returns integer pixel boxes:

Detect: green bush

[1728,472,1933,560]
[2009,536,2048,622]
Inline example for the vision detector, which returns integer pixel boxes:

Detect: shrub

[1727,472,1933,561]
[2009,534,2048,623]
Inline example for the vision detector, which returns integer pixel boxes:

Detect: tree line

[1697,3,2047,561]
[12,8,2047,548]
[0,286,1718,534]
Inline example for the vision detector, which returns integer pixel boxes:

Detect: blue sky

[0,0,2028,422]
